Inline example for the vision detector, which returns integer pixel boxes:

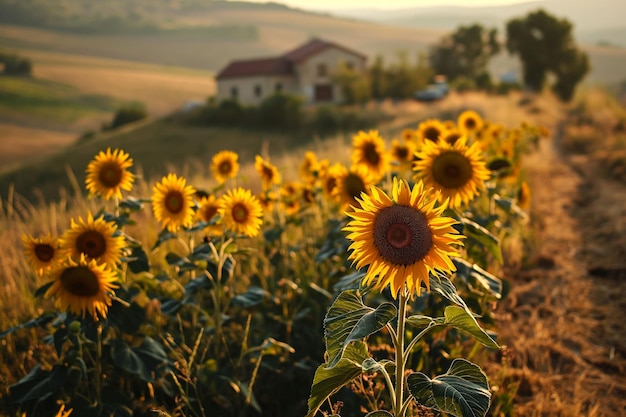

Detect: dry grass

[0,124,76,171]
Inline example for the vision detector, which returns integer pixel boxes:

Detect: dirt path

[494,118,626,416]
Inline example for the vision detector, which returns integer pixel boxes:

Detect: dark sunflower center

[395,147,409,160]
[325,177,337,194]
[373,205,433,265]
[262,166,275,181]
[432,151,474,189]
[60,266,101,297]
[165,191,184,214]
[444,133,462,145]
[98,162,123,188]
[76,230,107,258]
[302,188,315,204]
[424,127,441,142]
[465,118,477,130]
[34,244,55,262]
[202,205,218,222]
[344,173,366,201]
[363,143,381,165]
[232,203,249,223]
[219,161,232,174]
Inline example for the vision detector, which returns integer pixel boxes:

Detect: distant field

[0,49,215,168]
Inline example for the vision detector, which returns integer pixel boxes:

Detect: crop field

[2,86,625,417]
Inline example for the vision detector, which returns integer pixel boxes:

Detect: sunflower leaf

[407,358,491,417]
[324,290,396,369]
[453,258,502,299]
[443,306,499,349]
[306,341,369,417]
[460,218,503,264]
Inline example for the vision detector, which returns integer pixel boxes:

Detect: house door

[314,84,333,102]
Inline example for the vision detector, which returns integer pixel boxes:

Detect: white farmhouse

[215,38,367,105]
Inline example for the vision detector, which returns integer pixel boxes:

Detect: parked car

[414,82,448,102]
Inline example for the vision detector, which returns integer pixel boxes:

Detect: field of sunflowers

[0,106,552,417]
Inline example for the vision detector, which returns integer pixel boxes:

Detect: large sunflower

[255,155,281,190]
[413,137,490,209]
[60,213,125,266]
[416,119,446,143]
[457,110,484,135]
[22,233,61,276]
[351,130,390,181]
[335,165,375,210]
[219,187,263,237]
[211,150,239,184]
[344,178,463,297]
[152,173,196,232]
[85,148,134,200]
[46,254,118,320]
[196,195,222,236]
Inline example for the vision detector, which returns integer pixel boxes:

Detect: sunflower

[46,254,118,320]
[414,137,491,209]
[416,119,446,143]
[457,110,484,135]
[196,195,222,236]
[211,150,239,184]
[300,151,320,184]
[219,187,263,237]
[60,213,125,266]
[517,180,531,211]
[441,128,463,146]
[255,155,281,190]
[390,139,416,169]
[344,178,463,297]
[280,181,301,216]
[85,148,134,200]
[335,165,375,210]
[351,130,390,181]
[321,162,345,201]
[401,128,418,143]
[256,190,278,212]
[22,233,61,276]
[152,173,196,232]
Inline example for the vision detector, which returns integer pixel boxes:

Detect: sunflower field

[1,110,546,417]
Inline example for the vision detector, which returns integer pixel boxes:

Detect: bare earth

[493,117,626,415]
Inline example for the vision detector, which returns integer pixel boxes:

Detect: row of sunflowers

[8,110,543,417]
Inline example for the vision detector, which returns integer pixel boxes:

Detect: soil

[491,107,626,416]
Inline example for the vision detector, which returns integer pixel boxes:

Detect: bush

[257,93,303,129]
[107,104,148,130]
[0,52,32,76]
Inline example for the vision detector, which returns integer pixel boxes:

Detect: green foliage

[107,103,148,130]
[407,359,491,417]
[0,50,32,76]
[429,24,500,82]
[332,61,371,105]
[506,9,590,101]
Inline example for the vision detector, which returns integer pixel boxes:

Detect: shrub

[107,104,148,130]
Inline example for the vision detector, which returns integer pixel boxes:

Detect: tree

[429,24,500,82]
[506,9,590,101]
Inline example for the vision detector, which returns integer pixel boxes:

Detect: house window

[275,83,283,93]
[230,86,238,100]
[254,84,262,98]
[317,63,327,77]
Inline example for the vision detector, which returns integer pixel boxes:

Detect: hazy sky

[238,0,534,11]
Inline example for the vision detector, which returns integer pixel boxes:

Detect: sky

[237,0,535,11]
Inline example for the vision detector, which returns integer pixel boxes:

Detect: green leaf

[231,286,267,308]
[124,245,150,274]
[34,281,54,298]
[324,290,396,368]
[152,228,177,249]
[306,341,369,417]
[453,258,502,299]
[461,218,503,264]
[443,306,499,349]
[493,194,527,219]
[405,315,439,329]
[407,358,491,417]
[111,338,152,382]
[8,364,68,404]
[429,273,470,311]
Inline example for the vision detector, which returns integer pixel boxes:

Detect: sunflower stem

[95,322,103,406]
[394,288,408,417]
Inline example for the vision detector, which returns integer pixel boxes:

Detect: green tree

[429,23,500,81]
[332,61,371,105]
[369,55,387,100]
[506,9,590,101]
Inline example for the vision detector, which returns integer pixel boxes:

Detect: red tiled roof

[216,57,292,80]
[282,38,367,63]
[216,39,366,80]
